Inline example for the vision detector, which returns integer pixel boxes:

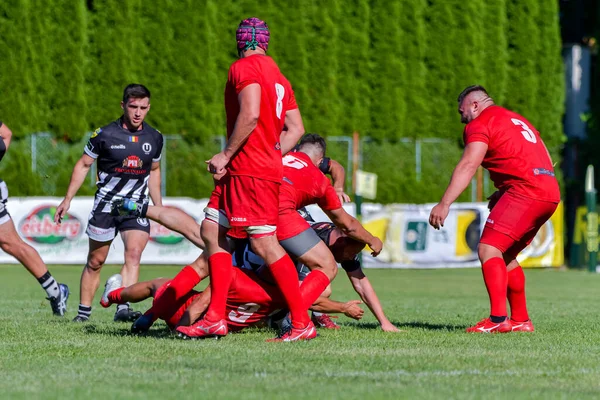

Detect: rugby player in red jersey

[429,86,560,333]
[187,18,310,340]
[99,266,365,334]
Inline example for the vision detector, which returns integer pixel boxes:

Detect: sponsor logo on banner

[19,205,82,244]
[149,206,185,245]
[405,221,427,251]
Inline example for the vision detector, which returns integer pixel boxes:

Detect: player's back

[225,55,297,183]
[463,106,560,202]
[279,152,341,212]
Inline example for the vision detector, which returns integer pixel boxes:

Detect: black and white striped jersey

[84,118,163,214]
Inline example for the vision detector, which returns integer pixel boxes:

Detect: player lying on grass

[100,265,364,335]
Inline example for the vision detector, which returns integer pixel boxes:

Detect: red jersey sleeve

[463,119,490,145]
[318,183,342,211]
[228,61,260,94]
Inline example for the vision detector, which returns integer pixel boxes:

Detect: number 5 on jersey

[511,118,537,144]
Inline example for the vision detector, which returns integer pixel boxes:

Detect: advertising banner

[0,197,204,265]
[0,198,563,268]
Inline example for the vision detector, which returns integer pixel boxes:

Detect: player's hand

[54,199,71,224]
[429,203,449,230]
[206,151,230,175]
[487,191,502,211]
[342,300,364,320]
[335,188,351,204]
[368,237,383,257]
[380,321,401,332]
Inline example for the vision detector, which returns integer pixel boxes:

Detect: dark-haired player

[429,86,560,333]
[0,122,69,315]
[55,84,163,322]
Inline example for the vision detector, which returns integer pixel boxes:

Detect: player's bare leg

[296,241,338,307]
[504,256,533,332]
[0,219,69,316]
[113,230,149,322]
[75,239,111,321]
[466,243,511,333]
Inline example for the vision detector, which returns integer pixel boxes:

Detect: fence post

[415,139,421,182]
[31,133,37,172]
[585,165,598,272]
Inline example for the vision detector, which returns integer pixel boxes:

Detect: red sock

[108,287,124,304]
[481,257,508,317]
[269,254,310,328]
[152,265,201,318]
[205,252,233,322]
[507,266,529,321]
[299,269,330,310]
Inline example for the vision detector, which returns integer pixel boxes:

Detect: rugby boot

[466,318,511,333]
[510,319,535,332]
[267,321,317,342]
[100,274,122,308]
[176,318,228,339]
[47,283,69,316]
[311,313,340,330]
[114,306,142,322]
[131,312,155,334]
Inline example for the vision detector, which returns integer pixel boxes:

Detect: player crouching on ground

[0,122,69,315]
[429,86,560,333]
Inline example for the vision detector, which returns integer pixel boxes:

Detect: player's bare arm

[280,108,305,155]
[148,161,162,207]
[0,123,13,160]
[207,83,261,174]
[177,288,211,327]
[325,208,383,256]
[55,154,95,224]
[429,142,487,230]
[346,269,399,332]
[329,159,351,203]
[311,297,364,320]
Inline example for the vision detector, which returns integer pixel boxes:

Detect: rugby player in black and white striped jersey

[55,84,163,322]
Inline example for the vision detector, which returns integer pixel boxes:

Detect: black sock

[490,315,507,323]
[37,271,60,298]
[77,304,92,319]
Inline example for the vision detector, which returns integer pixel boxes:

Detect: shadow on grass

[343,320,467,331]
[81,324,174,339]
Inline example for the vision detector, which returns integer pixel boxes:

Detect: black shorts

[0,179,10,225]
[86,211,150,242]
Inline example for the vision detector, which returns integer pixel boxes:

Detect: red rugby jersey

[278,152,342,212]
[225,55,297,183]
[463,106,560,202]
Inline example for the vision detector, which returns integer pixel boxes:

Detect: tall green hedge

[0,0,565,203]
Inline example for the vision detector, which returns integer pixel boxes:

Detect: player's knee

[87,255,106,271]
[124,247,144,264]
[477,243,503,263]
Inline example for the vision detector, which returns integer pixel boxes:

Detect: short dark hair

[123,84,151,103]
[457,85,488,104]
[298,133,327,155]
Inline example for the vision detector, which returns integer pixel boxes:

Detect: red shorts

[207,175,280,227]
[479,192,558,260]
[153,281,199,330]
[225,268,285,331]
[227,209,311,241]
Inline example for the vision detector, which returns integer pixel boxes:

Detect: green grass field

[1,265,600,399]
